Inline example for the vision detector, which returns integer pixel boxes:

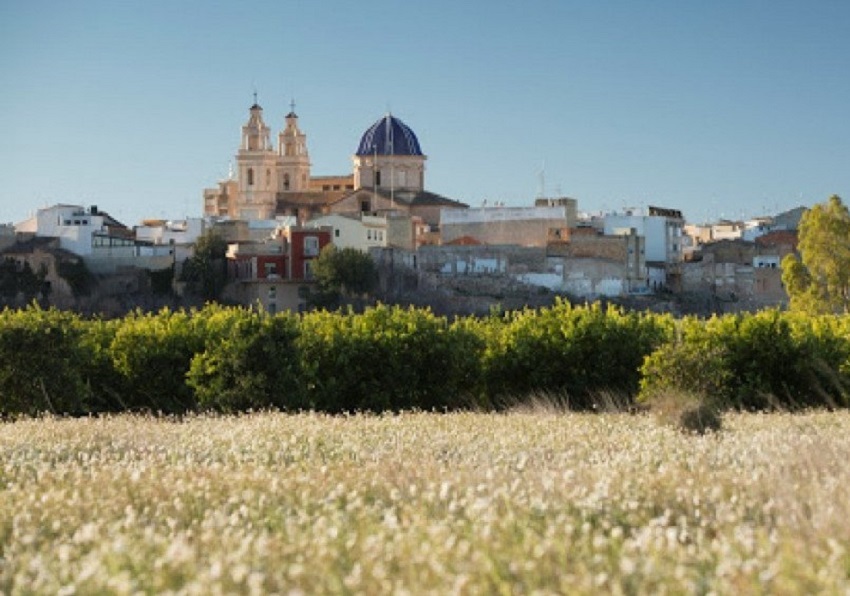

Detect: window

[247,168,254,186]
[361,200,370,213]
[367,230,373,241]
[375,170,381,186]
[284,174,290,191]
[264,262,277,277]
[304,236,320,256]
[334,229,340,238]
[304,260,314,279]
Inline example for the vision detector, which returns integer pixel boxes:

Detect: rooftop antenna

[537,161,546,199]
[290,98,296,114]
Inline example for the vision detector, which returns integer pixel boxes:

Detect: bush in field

[482,300,673,410]
[298,305,483,412]
[187,309,304,412]
[0,305,88,415]
[648,389,723,434]
[640,310,850,410]
[108,308,209,413]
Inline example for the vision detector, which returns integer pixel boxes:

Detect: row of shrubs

[2,301,850,416]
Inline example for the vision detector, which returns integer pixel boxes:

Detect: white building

[711,220,744,241]
[134,217,206,246]
[603,206,684,264]
[16,204,112,256]
[603,206,684,291]
[307,213,388,252]
[16,204,173,274]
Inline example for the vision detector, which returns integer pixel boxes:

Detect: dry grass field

[2,410,850,594]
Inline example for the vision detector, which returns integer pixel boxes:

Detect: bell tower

[276,100,311,193]
[235,94,278,219]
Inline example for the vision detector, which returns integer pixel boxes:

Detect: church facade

[203,100,467,228]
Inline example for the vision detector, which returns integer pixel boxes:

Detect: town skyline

[3,1,850,227]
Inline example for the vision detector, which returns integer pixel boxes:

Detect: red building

[285,226,332,280]
[224,226,332,313]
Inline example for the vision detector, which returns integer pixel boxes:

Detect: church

[203,99,467,229]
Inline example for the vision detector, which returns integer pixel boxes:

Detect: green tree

[781,195,850,314]
[0,259,48,303]
[57,257,94,297]
[308,245,377,309]
[181,230,228,302]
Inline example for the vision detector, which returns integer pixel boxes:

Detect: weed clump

[647,390,723,435]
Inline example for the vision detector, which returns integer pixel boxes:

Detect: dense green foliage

[298,305,482,412]
[640,310,850,410]
[108,308,209,413]
[0,259,47,302]
[481,300,673,409]
[0,306,89,415]
[57,258,95,297]
[782,195,850,314]
[5,302,850,416]
[187,308,303,412]
[307,245,378,309]
[180,230,228,301]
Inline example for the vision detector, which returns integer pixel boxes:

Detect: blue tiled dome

[356,114,423,156]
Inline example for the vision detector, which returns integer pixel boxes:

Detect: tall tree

[308,245,377,309]
[181,230,228,302]
[781,195,850,313]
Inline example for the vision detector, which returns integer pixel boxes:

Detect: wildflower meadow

[2,411,850,593]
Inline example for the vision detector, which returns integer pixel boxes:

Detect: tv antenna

[537,161,546,199]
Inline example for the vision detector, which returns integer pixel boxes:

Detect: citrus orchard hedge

[639,309,850,410]
[1,301,850,416]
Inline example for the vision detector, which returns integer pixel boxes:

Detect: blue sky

[2,1,849,226]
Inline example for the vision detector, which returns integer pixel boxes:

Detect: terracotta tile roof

[445,235,482,246]
[756,230,798,250]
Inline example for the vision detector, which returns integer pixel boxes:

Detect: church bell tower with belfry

[276,100,311,193]
[234,93,278,219]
